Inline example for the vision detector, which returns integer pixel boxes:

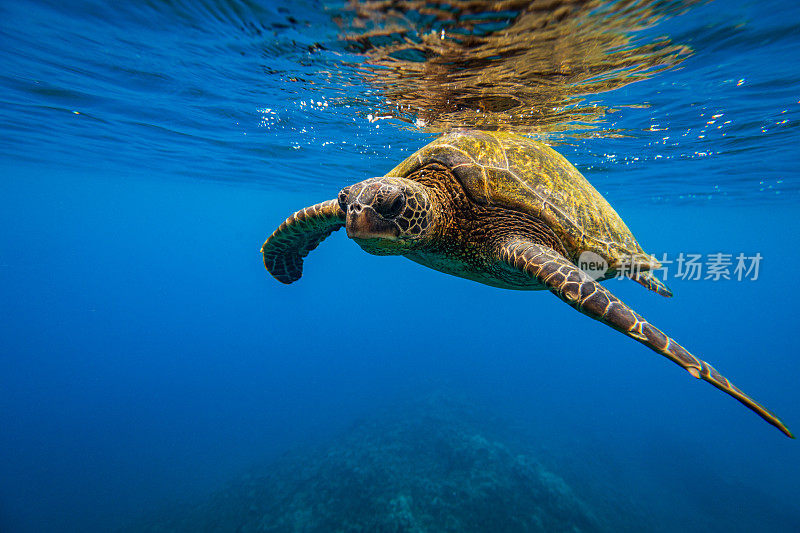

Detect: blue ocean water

[1,0,799,531]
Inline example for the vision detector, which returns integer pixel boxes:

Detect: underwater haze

[2,0,800,531]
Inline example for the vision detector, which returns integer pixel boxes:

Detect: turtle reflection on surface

[336,0,698,136]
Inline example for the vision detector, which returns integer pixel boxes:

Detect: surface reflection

[336,0,700,137]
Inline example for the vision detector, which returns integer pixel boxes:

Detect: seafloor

[127,394,647,532]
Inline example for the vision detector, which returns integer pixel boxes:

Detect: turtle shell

[385,130,658,270]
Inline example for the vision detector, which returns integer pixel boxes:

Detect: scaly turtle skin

[261,130,792,438]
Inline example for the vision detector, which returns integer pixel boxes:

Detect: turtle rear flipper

[499,238,793,438]
[261,199,345,284]
[631,270,673,297]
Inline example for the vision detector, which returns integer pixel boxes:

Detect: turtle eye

[385,194,406,219]
[337,188,349,213]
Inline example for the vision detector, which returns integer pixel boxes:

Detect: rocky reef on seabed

[132,394,628,532]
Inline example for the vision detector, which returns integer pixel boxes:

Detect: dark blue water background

[1,1,799,531]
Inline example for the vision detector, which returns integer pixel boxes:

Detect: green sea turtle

[261,130,792,438]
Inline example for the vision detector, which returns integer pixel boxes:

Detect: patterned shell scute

[386,131,653,268]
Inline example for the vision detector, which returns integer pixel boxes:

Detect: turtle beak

[346,205,399,240]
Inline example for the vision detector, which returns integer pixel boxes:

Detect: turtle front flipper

[499,239,793,438]
[262,199,345,284]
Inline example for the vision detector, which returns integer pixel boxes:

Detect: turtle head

[338,177,438,256]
